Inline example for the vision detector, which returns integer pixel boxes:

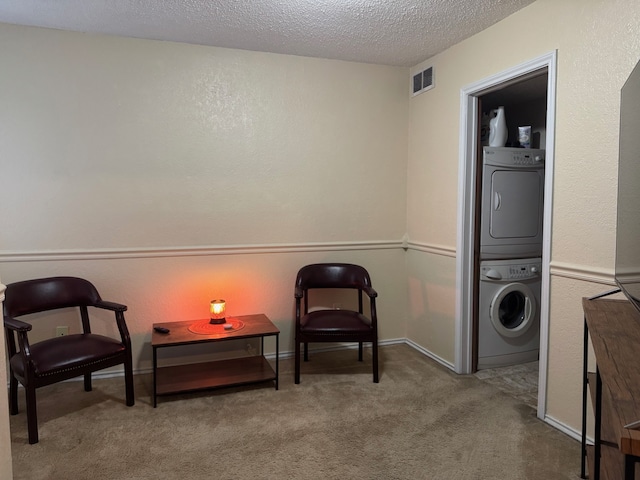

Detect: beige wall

[0,25,408,251]
[407,0,640,433]
[406,249,456,365]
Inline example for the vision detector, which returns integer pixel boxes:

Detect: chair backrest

[3,276,101,318]
[296,263,372,290]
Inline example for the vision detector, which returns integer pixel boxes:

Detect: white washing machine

[477,257,541,370]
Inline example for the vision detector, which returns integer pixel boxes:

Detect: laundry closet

[474,71,548,372]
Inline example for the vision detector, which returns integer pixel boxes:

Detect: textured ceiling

[0,0,536,67]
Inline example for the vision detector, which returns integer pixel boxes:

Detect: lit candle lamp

[209,299,226,324]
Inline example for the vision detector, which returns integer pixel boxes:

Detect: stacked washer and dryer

[477,146,545,370]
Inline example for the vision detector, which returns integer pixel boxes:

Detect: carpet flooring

[9,344,580,479]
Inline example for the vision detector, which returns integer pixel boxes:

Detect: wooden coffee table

[151,313,279,407]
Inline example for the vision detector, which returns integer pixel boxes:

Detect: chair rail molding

[549,261,614,285]
[405,240,456,258]
[0,239,403,262]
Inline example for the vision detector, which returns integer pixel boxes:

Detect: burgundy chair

[3,276,135,444]
[294,263,379,384]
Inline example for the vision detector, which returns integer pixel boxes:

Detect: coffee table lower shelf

[155,356,277,404]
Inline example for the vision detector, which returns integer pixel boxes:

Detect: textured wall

[406,249,456,365]
[0,25,408,252]
[407,0,640,433]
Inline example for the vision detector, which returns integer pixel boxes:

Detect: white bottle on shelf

[489,106,507,147]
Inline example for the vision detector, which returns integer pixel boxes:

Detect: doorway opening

[455,51,557,421]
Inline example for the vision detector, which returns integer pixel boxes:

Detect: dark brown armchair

[294,263,379,384]
[3,276,135,444]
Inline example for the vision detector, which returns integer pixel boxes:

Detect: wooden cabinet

[582,296,640,479]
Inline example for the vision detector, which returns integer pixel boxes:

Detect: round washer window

[489,283,536,338]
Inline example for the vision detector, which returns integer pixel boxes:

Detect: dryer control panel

[511,152,544,166]
[483,146,545,168]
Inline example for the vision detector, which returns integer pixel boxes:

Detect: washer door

[489,282,536,338]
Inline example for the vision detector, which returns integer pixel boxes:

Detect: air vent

[412,66,434,96]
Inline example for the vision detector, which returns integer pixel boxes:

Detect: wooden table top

[152,313,279,347]
[583,297,640,456]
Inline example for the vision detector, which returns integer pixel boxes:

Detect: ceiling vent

[412,66,434,96]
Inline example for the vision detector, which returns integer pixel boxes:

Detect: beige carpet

[10,344,580,479]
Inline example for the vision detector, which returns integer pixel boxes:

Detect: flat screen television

[615,59,640,312]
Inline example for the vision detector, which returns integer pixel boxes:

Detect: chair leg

[303,342,309,362]
[25,386,39,444]
[372,340,379,383]
[9,374,18,415]
[295,341,301,384]
[124,355,135,407]
[358,342,363,361]
[84,373,92,392]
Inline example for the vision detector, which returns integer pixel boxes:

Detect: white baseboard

[543,413,585,444]
[403,338,456,371]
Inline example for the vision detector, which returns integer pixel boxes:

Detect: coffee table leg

[152,346,158,408]
[276,333,279,390]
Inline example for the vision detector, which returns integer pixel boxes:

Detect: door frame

[454,51,557,420]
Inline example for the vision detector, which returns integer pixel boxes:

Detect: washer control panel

[480,260,542,281]
[508,264,539,278]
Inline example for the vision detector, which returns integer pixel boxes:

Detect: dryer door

[487,170,543,240]
[489,282,537,338]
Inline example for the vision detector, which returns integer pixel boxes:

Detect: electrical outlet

[55,326,69,337]
[246,343,256,356]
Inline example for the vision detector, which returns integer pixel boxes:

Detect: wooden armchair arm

[368,295,378,327]
[103,304,132,347]
[95,300,127,312]
[4,316,33,363]
[88,301,131,347]
[363,286,378,298]
[4,316,32,332]
[113,311,132,348]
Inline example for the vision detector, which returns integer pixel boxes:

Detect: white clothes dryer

[480,147,545,260]
[477,257,541,370]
